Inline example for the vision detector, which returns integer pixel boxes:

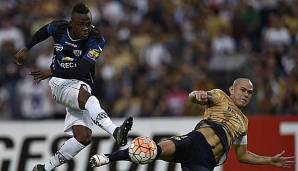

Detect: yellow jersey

[203,89,248,146]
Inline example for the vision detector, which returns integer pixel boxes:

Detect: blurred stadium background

[0,0,297,171]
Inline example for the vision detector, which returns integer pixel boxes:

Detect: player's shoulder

[209,89,226,96]
[208,89,229,103]
[89,26,105,43]
[49,20,69,29]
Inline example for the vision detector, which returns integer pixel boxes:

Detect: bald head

[232,78,253,89]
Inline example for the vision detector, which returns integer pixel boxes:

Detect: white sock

[85,96,117,135]
[44,137,85,171]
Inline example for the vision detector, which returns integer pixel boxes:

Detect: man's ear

[229,86,234,95]
[88,12,92,22]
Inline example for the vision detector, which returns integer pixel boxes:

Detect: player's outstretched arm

[15,24,51,65]
[188,90,212,105]
[235,144,295,168]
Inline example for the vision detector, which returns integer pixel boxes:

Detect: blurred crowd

[0,0,298,120]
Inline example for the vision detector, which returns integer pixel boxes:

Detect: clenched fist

[189,90,209,104]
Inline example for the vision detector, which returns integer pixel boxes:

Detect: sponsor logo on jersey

[54,44,63,51]
[58,62,77,69]
[87,49,100,60]
[62,56,74,62]
[73,50,82,57]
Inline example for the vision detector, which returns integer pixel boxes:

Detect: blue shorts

[169,130,216,171]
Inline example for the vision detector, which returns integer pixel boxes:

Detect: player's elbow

[237,157,246,163]
[237,154,249,163]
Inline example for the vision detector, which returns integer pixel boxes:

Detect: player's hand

[189,90,209,104]
[15,47,29,65]
[30,69,52,83]
[270,150,295,168]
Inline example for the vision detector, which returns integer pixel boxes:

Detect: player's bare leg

[78,85,133,146]
[73,125,92,145]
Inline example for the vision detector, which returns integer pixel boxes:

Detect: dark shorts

[169,130,216,171]
[181,165,210,171]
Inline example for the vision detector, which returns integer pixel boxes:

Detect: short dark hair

[72,2,90,14]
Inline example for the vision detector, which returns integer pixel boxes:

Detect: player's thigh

[64,108,93,136]
[78,85,91,109]
[181,165,210,171]
[158,139,176,161]
[159,132,193,162]
[49,77,91,110]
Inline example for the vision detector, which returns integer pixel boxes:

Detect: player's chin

[79,32,89,39]
[240,103,248,108]
[237,102,247,108]
[79,34,89,39]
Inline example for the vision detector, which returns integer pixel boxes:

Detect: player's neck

[69,29,79,40]
[230,95,243,109]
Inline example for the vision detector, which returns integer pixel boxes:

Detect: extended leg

[78,85,133,146]
[89,139,174,167]
[78,86,118,135]
[33,126,91,171]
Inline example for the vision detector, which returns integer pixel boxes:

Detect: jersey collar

[67,28,85,41]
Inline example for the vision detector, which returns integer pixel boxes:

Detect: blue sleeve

[46,21,59,36]
[47,20,60,36]
[25,24,51,49]
[82,36,105,64]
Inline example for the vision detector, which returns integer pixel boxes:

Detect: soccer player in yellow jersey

[90,78,295,171]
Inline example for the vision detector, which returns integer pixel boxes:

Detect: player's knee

[73,125,92,146]
[74,133,92,146]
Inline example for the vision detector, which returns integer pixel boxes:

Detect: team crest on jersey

[54,44,63,51]
[87,49,100,60]
[73,50,82,57]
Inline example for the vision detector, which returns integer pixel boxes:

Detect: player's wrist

[189,91,198,97]
[48,69,53,77]
[266,156,274,165]
[24,44,32,50]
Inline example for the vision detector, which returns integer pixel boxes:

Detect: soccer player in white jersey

[15,3,133,171]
